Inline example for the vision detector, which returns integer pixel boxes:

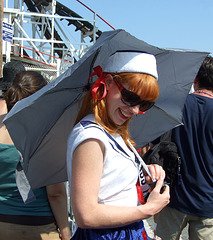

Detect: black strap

[0,214,55,226]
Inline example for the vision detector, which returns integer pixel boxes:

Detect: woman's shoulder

[72,114,104,135]
[0,120,14,145]
[68,115,106,146]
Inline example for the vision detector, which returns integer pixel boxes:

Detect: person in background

[67,51,170,239]
[0,61,25,115]
[0,71,71,240]
[156,56,213,240]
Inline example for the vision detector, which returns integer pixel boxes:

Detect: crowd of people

[0,50,212,240]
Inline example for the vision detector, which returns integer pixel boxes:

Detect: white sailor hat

[103,51,158,80]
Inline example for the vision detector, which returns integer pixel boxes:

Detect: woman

[0,71,71,240]
[0,61,26,115]
[67,51,170,239]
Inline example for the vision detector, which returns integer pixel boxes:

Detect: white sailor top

[67,114,140,207]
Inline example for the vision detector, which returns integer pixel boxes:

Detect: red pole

[76,0,116,30]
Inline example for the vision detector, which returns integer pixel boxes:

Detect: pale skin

[47,183,71,240]
[71,74,170,229]
[0,99,7,115]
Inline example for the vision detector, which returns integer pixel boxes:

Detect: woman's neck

[0,99,7,115]
[0,114,14,145]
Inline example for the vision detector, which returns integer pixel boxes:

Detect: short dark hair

[197,56,213,90]
[4,71,47,111]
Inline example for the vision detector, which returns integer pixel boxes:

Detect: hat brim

[0,80,9,91]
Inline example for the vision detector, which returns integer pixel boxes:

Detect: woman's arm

[71,139,170,229]
[47,183,71,240]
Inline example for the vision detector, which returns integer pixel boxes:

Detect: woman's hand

[143,164,165,184]
[141,165,170,216]
[146,177,170,215]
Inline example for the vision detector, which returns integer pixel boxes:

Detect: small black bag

[143,131,182,188]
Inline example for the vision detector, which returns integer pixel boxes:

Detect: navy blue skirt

[71,220,149,240]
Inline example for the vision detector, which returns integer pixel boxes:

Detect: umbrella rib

[153,105,183,125]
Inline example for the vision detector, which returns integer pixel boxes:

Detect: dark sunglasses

[113,78,155,112]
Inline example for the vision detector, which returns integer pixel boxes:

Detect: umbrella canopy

[4,29,208,191]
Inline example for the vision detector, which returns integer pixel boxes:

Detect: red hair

[75,72,159,146]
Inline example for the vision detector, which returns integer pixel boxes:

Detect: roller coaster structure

[3,0,114,80]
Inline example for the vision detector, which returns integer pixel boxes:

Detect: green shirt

[0,143,53,216]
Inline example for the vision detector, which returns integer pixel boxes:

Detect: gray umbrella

[4,29,208,194]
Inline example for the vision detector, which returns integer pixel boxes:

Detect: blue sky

[62,0,213,55]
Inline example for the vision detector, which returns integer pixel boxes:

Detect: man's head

[196,56,213,90]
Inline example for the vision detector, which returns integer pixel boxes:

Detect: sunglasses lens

[139,101,155,112]
[121,88,141,105]
[115,79,155,112]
